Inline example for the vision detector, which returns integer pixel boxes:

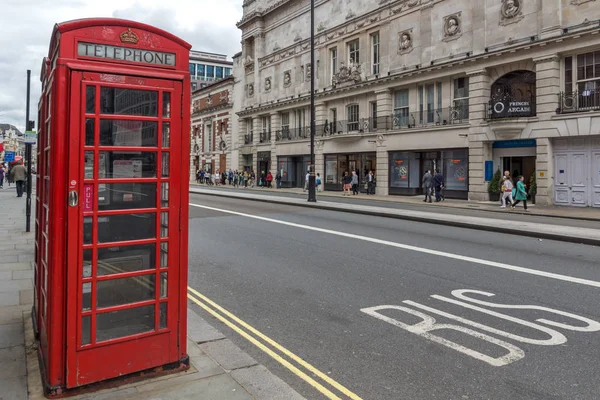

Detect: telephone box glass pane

[159,303,167,329]
[82,283,91,311]
[100,120,158,147]
[84,152,94,178]
[162,153,169,177]
[160,273,167,298]
[99,152,157,178]
[85,119,95,146]
[98,213,156,243]
[163,92,170,118]
[83,217,93,244]
[97,244,156,276]
[161,182,169,207]
[162,122,170,147]
[96,305,155,342]
[160,212,168,238]
[81,316,91,345]
[86,86,95,114]
[99,183,157,210]
[97,274,155,308]
[100,88,158,116]
[160,243,168,268]
[83,250,92,278]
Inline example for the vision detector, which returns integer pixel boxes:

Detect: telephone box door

[66,70,183,387]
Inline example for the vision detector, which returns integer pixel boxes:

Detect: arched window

[489,70,536,118]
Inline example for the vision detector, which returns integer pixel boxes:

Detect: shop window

[347,104,359,131]
[325,154,338,184]
[442,150,468,190]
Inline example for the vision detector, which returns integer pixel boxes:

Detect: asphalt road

[187,193,600,400]
[190,185,600,229]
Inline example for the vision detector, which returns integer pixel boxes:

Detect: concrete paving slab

[134,369,218,393]
[0,322,23,348]
[0,376,28,400]
[12,270,33,280]
[0,262,31,271]
[0,279,32,292]
[0,346,26,378]
[230,365,305,400]
[0,271,12,280]
[0,306,27,325]
[188,350,226,379]
[187,308,226,343]
[19,289,33,305]
[0,291,20,307]
[200,339,258,371]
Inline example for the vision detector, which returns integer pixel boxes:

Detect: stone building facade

[190,76,235,180]
[232,0,600,206]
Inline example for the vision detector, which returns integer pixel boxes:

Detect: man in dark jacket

[10,161,27,197]
[433,169,445,202]
[422,170,433,203]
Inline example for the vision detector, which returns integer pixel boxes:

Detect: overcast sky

[0,0,243,133]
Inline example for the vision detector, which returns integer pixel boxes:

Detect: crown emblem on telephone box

[120,28,139,44]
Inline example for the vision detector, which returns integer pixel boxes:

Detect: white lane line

[189,203,600,288]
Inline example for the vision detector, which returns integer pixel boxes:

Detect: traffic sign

[4,151,15,162]
[24,130,37,144]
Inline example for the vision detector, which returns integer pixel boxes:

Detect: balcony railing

[558,90,600,114]
[244,133,253,145]
[487,95,536,120]
[275,127,311,141]
[387,106,468,129]
[259,130,272,143]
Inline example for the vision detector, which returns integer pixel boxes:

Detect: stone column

[238,118,247,170]
[466,69,493,201]
[535,138,553,206]
[375,89,392,120]
[252,117,261,173]
[376,138,389,196]
[533,54,560,121]
[270,112,280,177]
[315,102,327,126]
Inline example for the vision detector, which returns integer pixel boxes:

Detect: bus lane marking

[190,203,600,288]
[361,289,600,367]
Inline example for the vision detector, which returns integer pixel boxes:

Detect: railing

[244,133,253,145]
[275,127,311,141]
[259,130,272,143]
[558,90,600,114]
[487,95,536,120]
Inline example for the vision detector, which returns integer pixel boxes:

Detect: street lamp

[307,0,317,202]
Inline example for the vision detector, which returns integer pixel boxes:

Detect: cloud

[0,0,242,133]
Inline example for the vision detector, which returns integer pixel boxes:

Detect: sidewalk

[190,186,600,246]
[0,187,304,400]
[190,182,600,222]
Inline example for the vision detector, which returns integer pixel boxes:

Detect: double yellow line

[187,286,362,400]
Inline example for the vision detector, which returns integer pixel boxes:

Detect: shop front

[492,139,536,184]
[257,151,271,181]
[389,149,468,199]
[277,155,310,188]
[324,152,377,192]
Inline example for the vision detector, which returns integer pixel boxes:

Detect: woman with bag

[342,171,352,196]
[501,176,515,208]
[511,175,528,211]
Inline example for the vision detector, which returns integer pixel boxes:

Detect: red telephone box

[33,18,191,394]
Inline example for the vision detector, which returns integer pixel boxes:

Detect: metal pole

[307,0,316,202]
[25,70,32,232]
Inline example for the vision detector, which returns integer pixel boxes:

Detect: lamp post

[307,0,317,202]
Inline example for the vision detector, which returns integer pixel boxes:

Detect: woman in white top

[501,176,514,208]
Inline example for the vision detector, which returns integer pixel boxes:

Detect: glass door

[66,71,182,387]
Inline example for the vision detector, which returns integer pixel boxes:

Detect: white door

[554,153,570,205]
[570,152,588,206]
[592,152,600,207]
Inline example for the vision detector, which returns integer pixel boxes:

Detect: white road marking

[450,289,600,332]
[190,203,600,288]
[360,304,525,367]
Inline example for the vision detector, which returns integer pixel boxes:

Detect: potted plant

[488,168,502,202]
[528,171,537,205]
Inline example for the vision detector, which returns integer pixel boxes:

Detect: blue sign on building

[4,151,15,162]
[485,160,494,181]
[492,139,537,149]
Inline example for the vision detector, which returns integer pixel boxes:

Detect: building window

[426,83,435,123]
[189,63,196,76]
[330,48,338,75]
[197,64,205,80]
[453,77,469,120]
[245,118,253,144]
[564,56,573,93]
[561,52,600,112]
[437,82,443,112]
[281,112,290,139]
[225,68,232,77]
[348,40,360,65]
[370,101,378,129]
[576,51,600,91]
[294,109,307,137]
[205,123,212,152]
[371,32,380,75]
[393,89,409,128]
[207,65,215,79]
[261,116,271,142]
[418,85,424,125]
[216,66,224,79]
[347,104,359,131]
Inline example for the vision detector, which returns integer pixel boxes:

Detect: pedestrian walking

[228,170,233,185]
[433,169,445,202]
[275,170,282,189]
[10,160,27,198]
[303,171,310,192]
[422,169,433,203]
[316,173,322,192]
[511,175,528,211]
[250,170,256,187]
[342,171,352,196]
[0,164,5,188]
[214,170,220,186]
[366,170,375,195]
[351,171,359,195]
[500,176,515,208]
[266,171,273,188]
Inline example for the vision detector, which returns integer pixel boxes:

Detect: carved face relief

[283,70,292,87]
[503,0,520,17]
[247,83,254,97]
[445,17,460,36]
[265,77,272,92]
[305,63,312,81]
[398,30,413,54]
